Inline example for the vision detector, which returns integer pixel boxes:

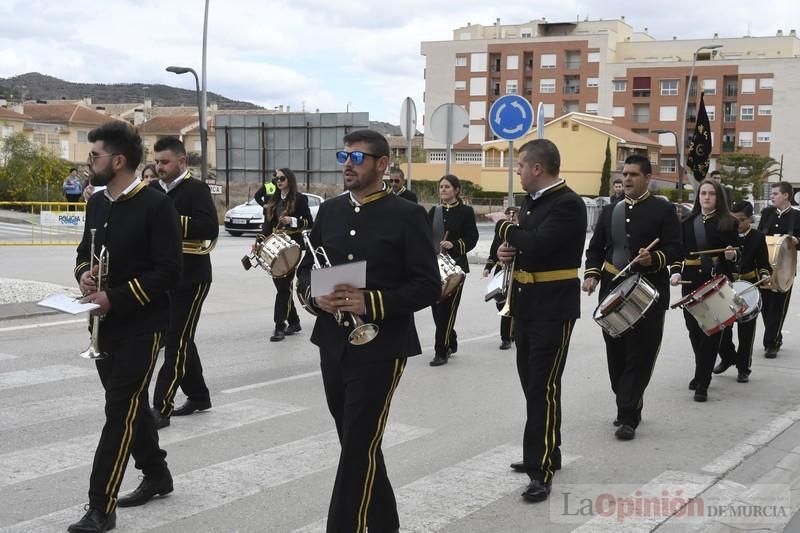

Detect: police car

[223,193,324,237]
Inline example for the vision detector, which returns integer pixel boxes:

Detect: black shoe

[737,372,750,383]
[150,408,170,429]
[688,379,697,391]
[613,418,621,426]
[499,340,512,350]
[172,398,212,417]
[285,323,302,335]
[615,424,636,441]
[765,346,778,359]
[270,327,285,342]
[67,507,116,532]
[713,361,733,374]
[694,387,708,402]
[117,472,173,507]
[429,353,448,366]
[521,479,551,502]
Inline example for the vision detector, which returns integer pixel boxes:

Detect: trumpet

[498,244,515,318]
[79,228,109,360]
[300,230,378,345]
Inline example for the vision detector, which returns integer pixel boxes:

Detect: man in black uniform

[296,129,440,532]
[150,137,219,431]
[583,154,682,441]
[389,167,417,203]
[495,138,586,503]
[757,181,800,358]
[484,207,519,350]
[70,122,182,533]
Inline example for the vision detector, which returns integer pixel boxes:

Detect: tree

[717,152,780,201]
[0,133,73,203]
[598,138,611,196]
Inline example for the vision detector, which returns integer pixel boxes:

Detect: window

[758,105,773,116]
[33,133,46,145]
[585,103,598,115]
[586,77,599,88]
[469,101,485,121]
[539,79,556,93]
[633,104,650,123]
[612,79,627,92]
[740,105,755,121]
[521,28,533,38]
[587,52,600,63]
[659,106,678,121]
[657,133,676,146]
[540,54,557,69]
[77,130,88,143]
[469,77,487,96]
[702,79,717,95]
[760,78,774,89]
[468,125,485,144]
[193,140,202,151]
[705,105,715,121]
[738,132,753,147]
[632,77,651,97]
[505,80,518,94]
[455,56,467,67]
[660,79,679,96]
[1,125,14,138]
[541,103,555,118]
[612,106,626,117]
[455,80,466,91]
[470,53,487,72]
[506,55,519,70]
[660,157,677,173]
[757,132,772,143]
[741,79,756,94]
[455,151,483,163]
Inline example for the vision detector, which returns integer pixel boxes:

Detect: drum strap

[693,215,713,273]
[611,201,630,270]
[431,206,444,254]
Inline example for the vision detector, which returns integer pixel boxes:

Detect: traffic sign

[400,97,417,143]
[209,184,223,195]
[428,103,469,145]
[489,95,534,141]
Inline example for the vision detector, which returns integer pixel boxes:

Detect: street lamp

[653,128,683,199]
[166,66,208,182]
[680,44,723,189]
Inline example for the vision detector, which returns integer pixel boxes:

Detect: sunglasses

[390,179,402,184]
[273,175,287,182]
[336,150,378,165]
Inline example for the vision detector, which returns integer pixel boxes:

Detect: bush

[406,179,483,204]
[0,134,73,202]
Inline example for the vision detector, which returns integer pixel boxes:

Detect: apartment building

[421,18,800,187]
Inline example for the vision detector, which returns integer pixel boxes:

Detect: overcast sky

[1,0,798,125]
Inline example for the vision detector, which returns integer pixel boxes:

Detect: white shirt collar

[778,205,793,216]
[158,169,190,193]
[529,179,564,201]
[104,177,141,202]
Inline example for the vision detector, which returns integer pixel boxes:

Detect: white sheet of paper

[38,293,99,315]
[310,260,367,298]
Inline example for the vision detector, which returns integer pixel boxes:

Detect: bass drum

[765,235,797,293]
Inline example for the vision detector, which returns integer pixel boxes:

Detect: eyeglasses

[390,179,402,184]
[336,150,378,165]
[87,152,118,164]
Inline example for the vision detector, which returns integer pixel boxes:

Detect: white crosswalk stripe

[0,353,18,361]
[0,364,95,391]
[0,393,97,431]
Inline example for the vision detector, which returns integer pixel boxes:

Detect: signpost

[429,103,469,175]
[489,94,534,208]
[399,97,417,190]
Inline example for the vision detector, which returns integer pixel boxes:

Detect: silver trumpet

[301,230,378,345]
[79,228,110,360]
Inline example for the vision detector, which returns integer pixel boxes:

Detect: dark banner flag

[686,92,712,181]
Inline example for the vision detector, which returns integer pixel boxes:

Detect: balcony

[725,86,738,98]
[632,114,650,123]
[686,115,697,123]
[722,141,735,152]
[632,90,651,98]
[565,61,581,69]
[563,86,580,95]
[724,114,736,123]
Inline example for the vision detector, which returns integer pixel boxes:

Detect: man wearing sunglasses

[297,129,440,533]
[389,167,417,203]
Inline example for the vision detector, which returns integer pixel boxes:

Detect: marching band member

[259,168,312,342]
[296,129,440,533]
[715,201,771,381]
[150,137,218,430]
[483,206,519,350]
[670,179,740,402]
[428,174,479,366]
[757,181,800,358]
[71,122,182,532]
[496,139,586,503]
[583,155,682,440]
[389,167,417,203]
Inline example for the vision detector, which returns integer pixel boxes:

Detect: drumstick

[677,280,692,285]
[611,238,661,282]
[690,248,730,256]
[440,231,449,254]
[736,277,770,295]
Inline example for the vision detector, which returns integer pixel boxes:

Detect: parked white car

[223,193,323,237]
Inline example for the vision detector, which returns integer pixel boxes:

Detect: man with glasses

[70,122,182,533]
[389,167,417,203]
[297,129,440,532]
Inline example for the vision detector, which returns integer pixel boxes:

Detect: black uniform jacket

[75,181,182,341]
[150,174,218,284]
[396,187,418,204]
[584,194,682,312]
[484,233,503,275]
[260,191,313,244]
[736,228,771,281]
[758,206,800,240]
[494,182,587,322]
[669,212,740,292]
[297,188,441,362]
[427,200,479,273]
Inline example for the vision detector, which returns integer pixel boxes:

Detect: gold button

[350,230,356,236]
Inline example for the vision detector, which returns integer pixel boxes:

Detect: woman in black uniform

[670,179,740,401]
[261,168,313,341]
[429,174,479,366]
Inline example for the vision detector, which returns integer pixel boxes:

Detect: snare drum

[731,280,762,323]
[438,253,465,301]
[671,275,747,336]
[593,274,659,338]
[258,233,302,278]
[765,235,797,293]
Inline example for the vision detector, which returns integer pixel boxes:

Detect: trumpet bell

[349,323,380,346]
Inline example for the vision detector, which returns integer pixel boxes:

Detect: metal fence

[0,202,85,246]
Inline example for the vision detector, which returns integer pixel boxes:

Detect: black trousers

[431,282,463,356]
[603,310,665,428]
[718,317,758,374]
[273,271,300,328]
[515,319,575,484]
[90,331,168,514]
[494,300,513,342]
[320,351,406,533]
[761,287,792,349]
[683,310,723,389]
[153,282,211,415]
